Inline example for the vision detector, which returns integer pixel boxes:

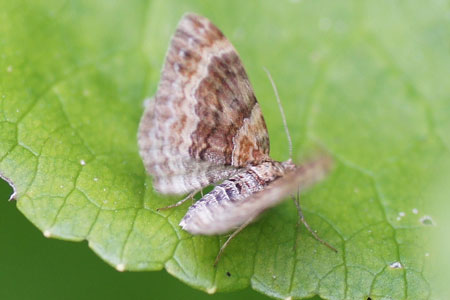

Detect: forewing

[138,13,270,194]
[180,157,332,235]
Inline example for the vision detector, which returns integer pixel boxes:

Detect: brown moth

[138,13,336,265]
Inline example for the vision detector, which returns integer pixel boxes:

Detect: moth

[138,13,336,265]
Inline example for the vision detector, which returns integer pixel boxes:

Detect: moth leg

[157,190,198,211]
[214,217,254,267]
[292,194,338,253]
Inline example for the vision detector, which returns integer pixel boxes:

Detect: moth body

[180,160,295,234]
[137,13,332,241]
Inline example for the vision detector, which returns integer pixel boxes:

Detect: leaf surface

[1,0,449,299]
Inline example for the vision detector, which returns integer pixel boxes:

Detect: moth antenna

[263,67,293,160]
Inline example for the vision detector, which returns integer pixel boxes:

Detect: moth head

[281,159,296,172]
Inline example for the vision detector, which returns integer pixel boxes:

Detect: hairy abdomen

[180,161,285,234]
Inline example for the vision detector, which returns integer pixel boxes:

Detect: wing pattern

[138,13,270,194]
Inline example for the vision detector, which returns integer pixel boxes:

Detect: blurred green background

[0,179,277,299]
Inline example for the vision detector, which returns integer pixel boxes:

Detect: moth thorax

[248,160,285,184]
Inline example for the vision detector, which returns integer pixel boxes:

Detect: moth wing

[138,13,270,195]
[180,157,332,235]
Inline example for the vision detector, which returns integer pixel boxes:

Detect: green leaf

[1,1,449,299]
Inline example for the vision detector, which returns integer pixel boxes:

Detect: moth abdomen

[180,160,290,235]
